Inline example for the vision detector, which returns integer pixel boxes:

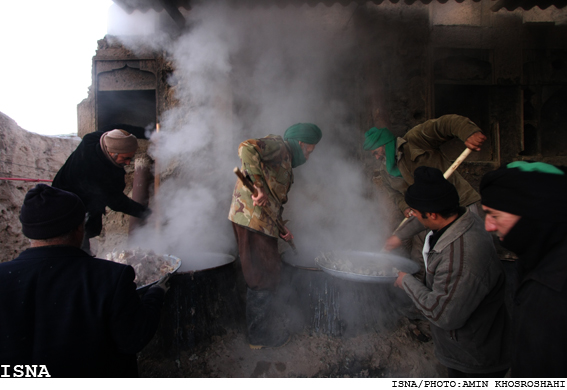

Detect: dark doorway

[541,87,567,156]
[97,90,156,134]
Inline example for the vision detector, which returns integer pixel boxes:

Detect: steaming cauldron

[142,252,245,358]
[281,250,410,337]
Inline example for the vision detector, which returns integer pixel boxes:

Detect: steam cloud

[114,3,390,268]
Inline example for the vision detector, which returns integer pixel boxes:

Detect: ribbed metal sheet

[491,0,567,11]
[113,0,484,14]
[113,0,566,13]
[114,0,191,14]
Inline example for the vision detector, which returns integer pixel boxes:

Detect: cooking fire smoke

[112,2,389,267]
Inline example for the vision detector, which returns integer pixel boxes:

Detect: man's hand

[403,208,412,218]
[279,225,294,242]
[252,185,268,207]
[394,271,407,289]
[465,132,486,152]
[383,235,402,252]
[152,273,171,294]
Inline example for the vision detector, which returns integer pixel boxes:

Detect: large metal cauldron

[281,250,412,337]
[142,252,245,359]
[315,251,419,283]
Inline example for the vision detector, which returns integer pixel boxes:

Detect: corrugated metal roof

[491,0,567,11]
[114,0,191,14]
[113,0,483,14]
[113,0,566,13]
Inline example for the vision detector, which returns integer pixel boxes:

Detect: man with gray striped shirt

[394,166,510,378]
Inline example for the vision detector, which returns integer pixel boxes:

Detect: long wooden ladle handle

[443,148,472,180]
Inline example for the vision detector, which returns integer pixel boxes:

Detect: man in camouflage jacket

[229,135,293,239]
[228,123,322,349]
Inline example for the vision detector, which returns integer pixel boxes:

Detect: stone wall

[0,112,80,263]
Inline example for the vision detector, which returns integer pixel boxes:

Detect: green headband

[507,161,564,175]
[363,127,401,177]
[284,123,322,168]
[363,127,394,151]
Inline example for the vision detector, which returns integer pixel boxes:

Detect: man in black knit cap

[480,161,567,378]
[0,184,168,378]
[394,166,510,377]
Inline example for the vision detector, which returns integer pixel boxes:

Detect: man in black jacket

[52,126,150,254]
[480,161,567,377]
[0,184,168,378]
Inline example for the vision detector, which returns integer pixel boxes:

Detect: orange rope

[0,177,52,183]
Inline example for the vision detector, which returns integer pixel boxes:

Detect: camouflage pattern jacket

[228,135,293,238]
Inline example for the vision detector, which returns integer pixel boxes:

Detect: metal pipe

[154,124,161,233]
[128,156,152,235]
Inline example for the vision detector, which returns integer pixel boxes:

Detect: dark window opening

[97,90,156,137]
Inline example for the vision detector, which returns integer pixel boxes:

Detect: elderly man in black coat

[0,184,168,378]
[52,125,150,254]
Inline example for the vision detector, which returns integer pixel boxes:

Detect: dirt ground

[138,316,445,378]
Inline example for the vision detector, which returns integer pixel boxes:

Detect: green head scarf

[283,123,323,168]
[363,127,401,177]
[507,161,565,175]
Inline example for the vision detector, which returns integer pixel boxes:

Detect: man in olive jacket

[363,114,486,252]
[0,184,168,377]
[395,167,510,377]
